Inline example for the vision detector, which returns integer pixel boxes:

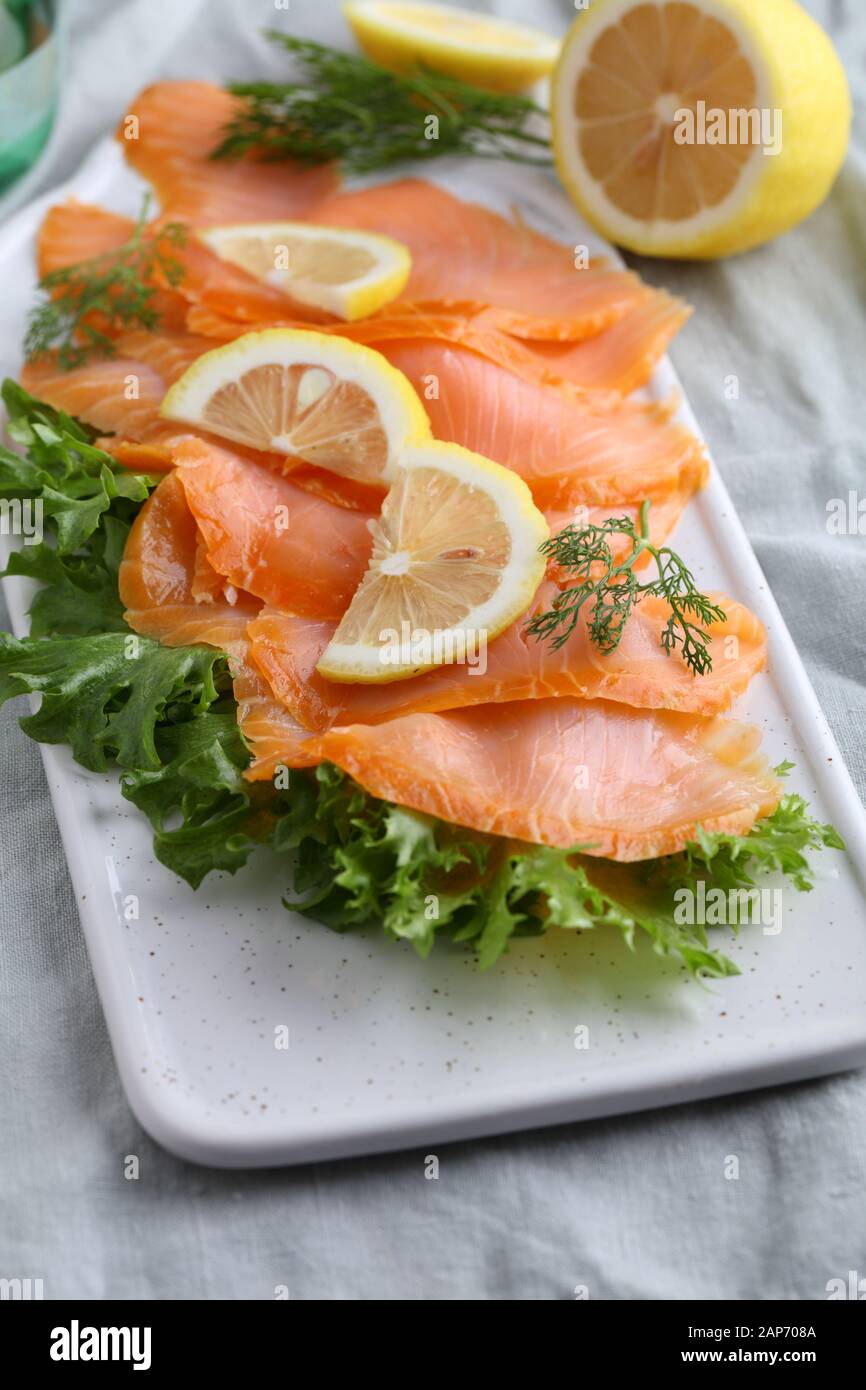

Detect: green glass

[0,1,58,194]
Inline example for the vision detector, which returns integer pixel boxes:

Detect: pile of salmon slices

[22,80,780,862]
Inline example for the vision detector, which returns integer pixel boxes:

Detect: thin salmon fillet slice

[186,293,688,399]
[379,339,708,508]
[118,471,260,647]
[246,584,766,733]
[520,294,692,395]
[108,441,176,471]
[22,321,229,461]
[109,327,212,381]
[308,178,650,341]
[20,349,213,472]
[171,436,374,621]
[118,470,314,773]
[356,298,691,396]
[21,354,172,445]
[233,662,320,777]
[291,699,781,860]
[37,202,135,275]
[116,81,338,225]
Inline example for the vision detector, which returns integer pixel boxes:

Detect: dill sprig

[212,34,552,173]
[25,195,187,370]
[527,501,727,676]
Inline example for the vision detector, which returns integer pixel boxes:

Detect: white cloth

[0,0,864,1300]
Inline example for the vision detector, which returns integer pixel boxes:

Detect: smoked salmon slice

[22,325,210,427]
[21,329,236,467]
[22,353,174,447]
[37,202,135,276]
[233,662,319,777]
[377,339,708,509]
[119,470,315,772]
[246,588,766,731]
[515,294,692,396]
[21,320,231,465]
[307,178,650,341]
[340,298,690,397]
[115,81,338,226]
[185,295,689,399]
[118,471,260,648]
[105,327,209,382]
[282,700,781,860]
[170,436,374,620]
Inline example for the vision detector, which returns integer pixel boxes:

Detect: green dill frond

[24,194,187,370]
[527,501,727,675]
[212,34,552,174]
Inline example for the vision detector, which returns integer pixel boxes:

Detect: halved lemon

[552,0,851,259]
[344,0,559,94]
[159,328,431,485]
[317,440,549,683]
[196,223,411,322]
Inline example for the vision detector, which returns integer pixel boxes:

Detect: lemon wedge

[551,0,850,259]
[159,328,431,485]
[343,0,559,95]
[197,222,411,322]
[317,440,549,683]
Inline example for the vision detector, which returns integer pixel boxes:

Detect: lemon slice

[196,222,411,322]
[159,328,431,485]
[552,0,850,259]
[317,440,549,683]
[344,0,559,94]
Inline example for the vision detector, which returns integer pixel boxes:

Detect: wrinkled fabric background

[0,0,864,1301]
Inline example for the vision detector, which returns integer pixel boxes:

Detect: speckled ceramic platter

[2,142,865,1167]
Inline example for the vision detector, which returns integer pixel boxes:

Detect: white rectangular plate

[2,141,865,1167]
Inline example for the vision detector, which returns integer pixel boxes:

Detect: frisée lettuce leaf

[0,381,157,636]
[267,761,842,976]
